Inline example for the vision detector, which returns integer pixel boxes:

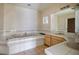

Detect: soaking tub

[0,35,44,54]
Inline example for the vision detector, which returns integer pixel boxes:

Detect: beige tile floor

[14,45,48,55]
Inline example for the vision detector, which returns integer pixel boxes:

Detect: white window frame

[43,16,48,24]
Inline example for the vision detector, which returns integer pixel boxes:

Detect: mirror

[51,8,75,34]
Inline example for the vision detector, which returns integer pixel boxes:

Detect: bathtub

[0,35,44,54]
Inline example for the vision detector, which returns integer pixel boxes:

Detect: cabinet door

[54,36,65,42]
[51,36,65,45]
[52,36,65,41]
[51,38,61,45]
[44,35,51,46]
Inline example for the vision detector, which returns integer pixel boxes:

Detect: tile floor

[14,45,48,55]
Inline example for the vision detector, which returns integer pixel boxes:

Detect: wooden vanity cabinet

[44,35,51,46]
[51,36,65,45]
[44,35,65,46]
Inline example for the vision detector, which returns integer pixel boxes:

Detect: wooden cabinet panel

[51,38,62,45]
[58,37,65,42]
[51,36,65,45]
[44,35,51,46]
[44,35,65,46]
[44,37,51,46]
[52,36,65,42]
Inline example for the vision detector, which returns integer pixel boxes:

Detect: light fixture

[60,5,70,10]
[27,4,31,6]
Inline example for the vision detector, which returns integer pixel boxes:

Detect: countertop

[45,41,79,55]
[44,32,65,38]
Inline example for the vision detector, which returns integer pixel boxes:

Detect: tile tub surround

[45,41,79,55]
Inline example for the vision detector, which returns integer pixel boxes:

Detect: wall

[15,6,38,31]
[0,4,4,31]
[38,12,51,32]
[4,4,17,32]
[75,8,79,32]
[50,14,58,33]
[3,4,38,35]
[37,11,42,31]
[0,4,4,40]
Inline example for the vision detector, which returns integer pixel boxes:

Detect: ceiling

[13,3,40,10]
[13,3,76,12]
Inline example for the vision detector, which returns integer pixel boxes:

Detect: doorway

[67,18,75,33]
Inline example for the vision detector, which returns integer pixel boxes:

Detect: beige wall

[38,12,51,32]
[0,4,4,39]
[4,4,17,32]
[4,4,38,32]
[0,4,4,31]
[75,8,79,32]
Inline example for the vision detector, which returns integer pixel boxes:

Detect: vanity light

[60,5,70,10]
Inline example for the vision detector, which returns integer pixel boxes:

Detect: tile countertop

[45,41,79,55]
[45,32,65,38]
